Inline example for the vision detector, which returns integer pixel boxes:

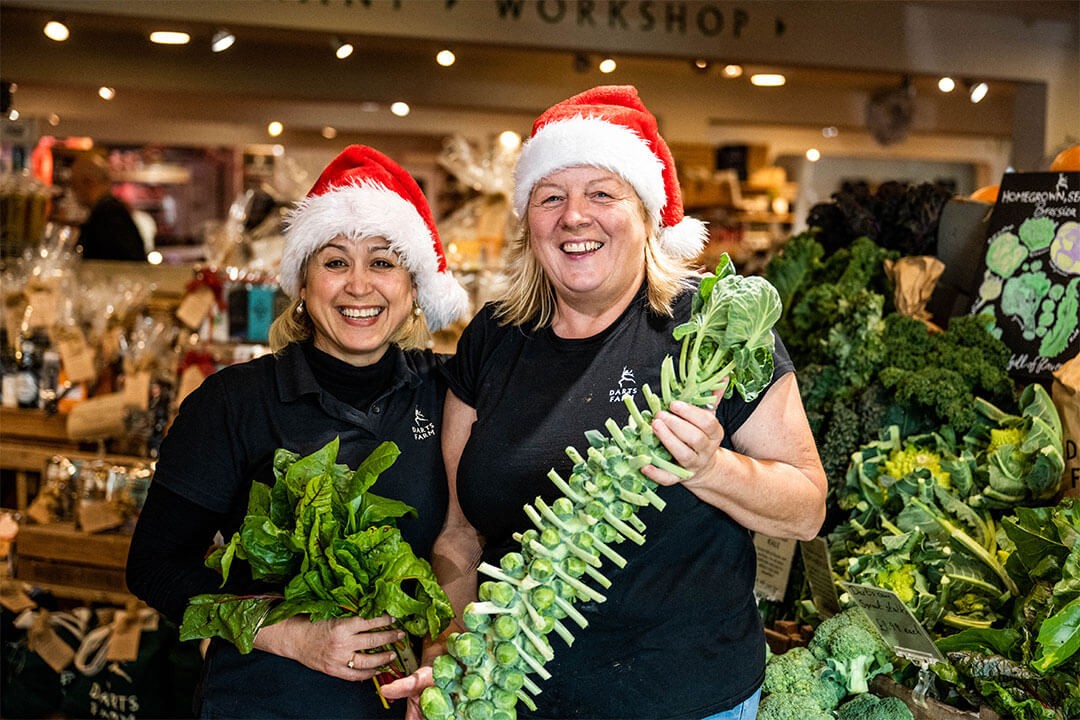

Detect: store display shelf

[12,521,133,601]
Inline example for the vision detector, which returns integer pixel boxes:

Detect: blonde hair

[269,258,431,356]
[494,203,699,328]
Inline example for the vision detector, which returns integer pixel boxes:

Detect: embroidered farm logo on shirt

[412,407,435,440]
[608,365,638,402]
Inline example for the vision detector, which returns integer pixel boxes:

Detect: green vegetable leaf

[1033,596,1080,672]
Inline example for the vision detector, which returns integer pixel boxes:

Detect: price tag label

[799,537,841,618]
[753,533,797,602]
[175,286,216,330]
[55,328,98,384]
[843,583,946,665]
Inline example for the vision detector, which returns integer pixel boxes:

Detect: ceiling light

[149,31,190,45]
[211,29,235,53]
[147,250,163,265]
[721,64,743,79]
[7,109,19,121]
[436,49,456,67]
[43,19,69,42]
[598,58,617,74]
[267,121,283,137]
[98,86,115,100]
[968,81,989,103]
[822,126,839,138]
[750,73,786,87]
[332,38,354,60]
[498,130,521,150]
[806,148,821,162]
[692,58,711,72]
[937,76,955,93]
[390,102,410,117]
[321,126,337,140]
[48,113,61,126]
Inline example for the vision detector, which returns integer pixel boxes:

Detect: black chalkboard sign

[969,171,1080,384]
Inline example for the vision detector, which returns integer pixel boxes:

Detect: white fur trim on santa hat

[513,115,666,227]
[281,181,469,330]
[660,217,709,260]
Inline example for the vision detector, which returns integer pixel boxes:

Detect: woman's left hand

[643,393,726,486]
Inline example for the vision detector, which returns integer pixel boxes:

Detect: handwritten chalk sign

[800,538,841,618]
[753,534,797,602]
[968,171,1080,385]
[843,583,946,665]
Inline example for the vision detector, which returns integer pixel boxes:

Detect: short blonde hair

[269,258,431,355]
[493,202,698,329]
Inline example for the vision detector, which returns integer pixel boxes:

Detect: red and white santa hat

[280,144,469,330]
[513,85,706,260]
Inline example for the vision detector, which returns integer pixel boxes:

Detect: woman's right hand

[253,613,404,681]
[379,664,435,720]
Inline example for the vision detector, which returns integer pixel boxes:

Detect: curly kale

[806,180,952,257]
[763,645,847,711]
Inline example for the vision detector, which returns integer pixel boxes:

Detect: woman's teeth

[339,307,382,319]
[562,240,603,254]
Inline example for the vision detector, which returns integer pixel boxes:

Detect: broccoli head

[835,692,915,720]
[763,645,846,710]
[757,691,836,720]
[809,608,895,695]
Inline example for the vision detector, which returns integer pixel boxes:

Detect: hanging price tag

[799,537,842,618]
[175,286,216,330]
[753,533,797,602]
[842,583,946,666]
[55,328,98,384]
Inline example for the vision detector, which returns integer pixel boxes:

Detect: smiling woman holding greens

[126,145,469,719]
[383,86,827,720]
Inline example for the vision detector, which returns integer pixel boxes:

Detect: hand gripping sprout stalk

[420,255,782,720]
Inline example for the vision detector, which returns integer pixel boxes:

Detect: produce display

[420,255,783,720]
[179,438,453,684]
[761,182,1077,718]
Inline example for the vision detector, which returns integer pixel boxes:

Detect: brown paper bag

[884,256,945,330]
[1052,354,1080,497]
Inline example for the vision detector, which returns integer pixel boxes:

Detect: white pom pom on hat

[513,85,707,260]
[280,144,469,331]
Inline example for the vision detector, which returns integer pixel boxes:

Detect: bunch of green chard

[180,438,453,682]
[421,255,783,720]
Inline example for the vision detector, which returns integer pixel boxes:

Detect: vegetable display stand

[871,677,1003,720]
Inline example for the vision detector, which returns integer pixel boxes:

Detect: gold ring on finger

[347,653,356,669]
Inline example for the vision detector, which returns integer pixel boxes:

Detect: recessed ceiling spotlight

[44,19,70,42]
[267,121,283,137]
[750,73,786,87]
[598,58,617,74]
[937,76,955,93]
[806,148,821,162]
[149,30,190,45]
[390,102,410,117]
[211,29,235,53]
[332,38,354,60]
[721,64,743,79]
[436,49,456,67]
[7,109,19,121]
[48,113,61,126]
[98,86,116,100]
[968,81,989,103]
[693,58,711,72]
[322,126,338,140]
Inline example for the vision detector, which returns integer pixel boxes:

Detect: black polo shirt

[152,342,448,719]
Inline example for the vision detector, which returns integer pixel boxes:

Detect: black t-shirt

[443,285,794,719]
[79,195,146,261]
[141,342,449,719]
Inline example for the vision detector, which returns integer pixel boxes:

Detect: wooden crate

[13,521,131,596]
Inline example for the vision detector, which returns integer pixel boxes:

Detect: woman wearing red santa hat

[384,86,827,719]
[127,145,469,719]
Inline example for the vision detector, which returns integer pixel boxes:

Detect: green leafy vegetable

[180,437,453,660]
